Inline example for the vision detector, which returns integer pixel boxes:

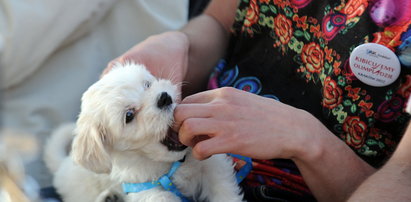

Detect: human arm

[181,0,238,95]
[174,87,376,202]
[347,123,411,201]
[104,0,239,96]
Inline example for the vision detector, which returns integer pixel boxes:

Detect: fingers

[177,117,234,160]
[175,108,239,160]
[182,87,241,104]
[177,118,218,147]
[191,135,232,160]
[181,89,218,104]
[173,103,213,131]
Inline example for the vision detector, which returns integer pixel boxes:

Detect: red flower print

[322,76,343,109]
[259,0,270,4]
[372,29,401,50]
[333,60,342,75]
[274,14,293,45]
[292,15,309,30]
[301,42,324,73]
[397,75,411,98]
[343,59,357,80]
[244,0,260,27]
[358,100,374,117]
[274,0,290,8]
[309,24,323,38]
[345,85,361,101]
[308,17,318,24]
[341,0,368,19]
[376,96,404,123]
[324,47,333,63]
[343,116,367,149]
[290,0,312,8]
[369,128,382,140]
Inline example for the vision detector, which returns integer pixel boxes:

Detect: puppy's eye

[125,109,135,124]
[143,81,151,89]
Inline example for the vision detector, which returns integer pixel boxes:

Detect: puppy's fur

[45,124,122,202]
[44,63,243,202]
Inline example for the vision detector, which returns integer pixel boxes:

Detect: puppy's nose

[157,92,172,109]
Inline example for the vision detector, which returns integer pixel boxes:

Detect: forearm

[290,111,376,202]
[347,162,411,201]
[180,0,238,96]
[348,124,411,201]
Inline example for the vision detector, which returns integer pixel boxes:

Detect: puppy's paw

[97,189,124,202]
[104,193,123,202]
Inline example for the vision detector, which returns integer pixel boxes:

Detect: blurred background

[0,0,209,201]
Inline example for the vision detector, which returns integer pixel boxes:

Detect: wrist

[288,110,330,163]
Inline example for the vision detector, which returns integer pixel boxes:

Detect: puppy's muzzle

[157,92,173,109]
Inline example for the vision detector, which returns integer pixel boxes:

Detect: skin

[104,0,378,201]
[104,31,189,87]
[348,123,411,202]
[174,87,374,202]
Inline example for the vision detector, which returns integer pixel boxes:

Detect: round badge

[349,43,401,87]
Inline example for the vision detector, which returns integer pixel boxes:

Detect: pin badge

[349,43,401,87]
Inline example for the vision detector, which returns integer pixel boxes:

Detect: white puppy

[45,63,243,202]
[44,123,123,202]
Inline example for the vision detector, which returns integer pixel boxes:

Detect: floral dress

[208,0,411,201]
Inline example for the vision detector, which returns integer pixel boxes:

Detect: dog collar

[122,160,190,202]
[228,153,252,183]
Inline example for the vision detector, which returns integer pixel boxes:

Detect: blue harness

[121,155,252,201]
[228,153,253,184]
[122,160,190,202]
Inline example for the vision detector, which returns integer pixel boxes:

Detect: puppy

[44,123,123,202]
[46,63,243,202]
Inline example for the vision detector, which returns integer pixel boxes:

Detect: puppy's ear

[71,121,112,174]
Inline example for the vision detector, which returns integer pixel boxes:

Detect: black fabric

[40,186,62,202]
[220,0,411,168]
[189,0,210,19]
[243,185,317,202]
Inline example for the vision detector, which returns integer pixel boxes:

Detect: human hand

[174,87,319,160]
[103,31,189,85]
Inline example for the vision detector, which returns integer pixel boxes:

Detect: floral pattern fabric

[208,0,411,200]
